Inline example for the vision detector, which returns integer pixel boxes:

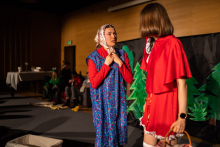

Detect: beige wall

[61,0,220,75]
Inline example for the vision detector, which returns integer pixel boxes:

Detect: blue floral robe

[86,49,127,147]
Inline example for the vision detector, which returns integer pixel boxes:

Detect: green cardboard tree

[186,77,201,108]
[186,76,210,121]
[122,45,134,102]
[197,62,220,120]
[127,62,147,119]
[122,45,134,73]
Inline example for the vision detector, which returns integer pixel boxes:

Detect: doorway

[64,46,76,72]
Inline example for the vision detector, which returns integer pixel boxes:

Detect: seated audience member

[47,68,61,101]
[42,75,51,99]
[54,60,71,105]
[80,70,90,93]
[43,68,60,100]
[64,71,83,109]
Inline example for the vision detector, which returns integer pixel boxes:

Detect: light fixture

[108,0,152,12]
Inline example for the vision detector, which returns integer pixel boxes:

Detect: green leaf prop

[197,62,220,120]
[127,62,147,119]
[188,101,209,121]
[122,45,134,73]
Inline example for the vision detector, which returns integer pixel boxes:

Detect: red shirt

[141,35,192,94]
[72,75,83,89]
[88,46,133,89]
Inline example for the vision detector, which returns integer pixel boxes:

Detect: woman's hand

[104,55,114,66]
[170,118,186,134]
[69,79,74,83]
[112,53,123,67]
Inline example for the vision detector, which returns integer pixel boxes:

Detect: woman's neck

[103,47,108,51]
[153,37,158,40]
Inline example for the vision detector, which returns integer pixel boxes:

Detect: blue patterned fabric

[86,49,127,147]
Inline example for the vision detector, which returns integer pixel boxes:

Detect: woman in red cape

[139,3,192,147]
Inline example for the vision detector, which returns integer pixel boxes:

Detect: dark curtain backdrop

[115,32,220,143]
[0,6,31,79]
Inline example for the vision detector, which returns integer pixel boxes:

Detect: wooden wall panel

[161,0,193,37]
[61,0,220,75]
[191,0,220,35]
[61,13,76,64]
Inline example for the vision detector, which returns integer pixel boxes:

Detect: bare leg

[144,133,157,146]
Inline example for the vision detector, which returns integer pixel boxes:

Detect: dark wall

[0,5,61,91]
[31,11,61,72]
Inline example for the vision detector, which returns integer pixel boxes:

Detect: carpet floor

[0,93,219,147]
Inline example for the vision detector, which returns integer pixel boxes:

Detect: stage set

[1,32,220,147]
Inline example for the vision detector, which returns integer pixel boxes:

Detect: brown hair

[140,3,174,38]
[105,24,115,30]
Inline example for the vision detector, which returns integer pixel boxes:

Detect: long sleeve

[119,52,133,84]
[88,59,111,89]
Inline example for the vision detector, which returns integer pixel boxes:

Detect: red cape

[141,35,192,94]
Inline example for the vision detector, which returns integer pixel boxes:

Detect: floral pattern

[87,49,127,147]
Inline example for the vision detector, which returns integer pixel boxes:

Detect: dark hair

[140,3,174,39]
[63,60,70,65]
[72,71,77,75]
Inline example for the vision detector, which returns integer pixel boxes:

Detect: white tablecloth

[6,71,52,90]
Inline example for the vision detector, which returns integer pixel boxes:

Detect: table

[6,71,52,97]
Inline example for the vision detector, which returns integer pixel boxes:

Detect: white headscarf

[94,24,116,55]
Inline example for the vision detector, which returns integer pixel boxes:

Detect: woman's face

[72,74,76,79]
[104,27,117,47]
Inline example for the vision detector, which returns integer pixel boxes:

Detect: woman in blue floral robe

[86,24,133,147]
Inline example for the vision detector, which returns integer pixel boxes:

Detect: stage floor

[0,92,219,147]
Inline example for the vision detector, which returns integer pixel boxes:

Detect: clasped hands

[104,53,123,67]
[69,79,74,83]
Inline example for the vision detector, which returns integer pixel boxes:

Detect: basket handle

[163,129,192,147]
